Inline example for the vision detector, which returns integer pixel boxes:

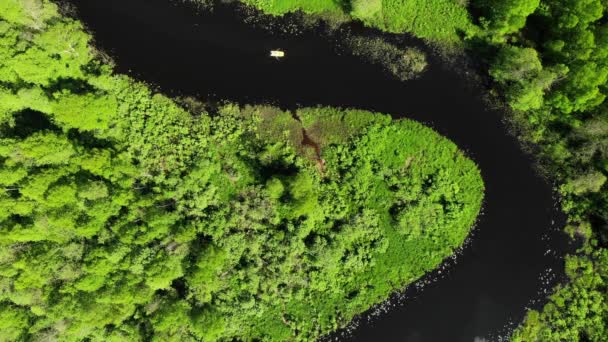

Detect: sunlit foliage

[240,0,475,43]
[239,0,345,16]
[239,0,608,339]
[474,0,608,340]
[0,1,483,340]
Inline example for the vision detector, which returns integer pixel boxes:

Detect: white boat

[270,50,285,58]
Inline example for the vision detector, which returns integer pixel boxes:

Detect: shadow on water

[63,0,573,340]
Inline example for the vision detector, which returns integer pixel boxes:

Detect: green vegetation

[475,1,608,340]
[511,246,608,341]
[238,0,608,340]
[9,0,607,339]
[239,0,345,17]
[239,0,475,43]
[346,36,428,81]
[0,1,484,341]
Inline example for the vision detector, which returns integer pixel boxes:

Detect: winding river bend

[65,1,571,341]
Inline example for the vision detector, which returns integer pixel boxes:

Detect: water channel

[64,1,571,340]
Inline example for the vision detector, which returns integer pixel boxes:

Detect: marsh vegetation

[231,0,608,340]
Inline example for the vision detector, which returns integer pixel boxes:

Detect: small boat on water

[270,50,285,58]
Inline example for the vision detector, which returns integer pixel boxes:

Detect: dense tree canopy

[0,1,484,341]
[9,0,608,339]
[475,0,608,340]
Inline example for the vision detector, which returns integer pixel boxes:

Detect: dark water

[64,1,571,341]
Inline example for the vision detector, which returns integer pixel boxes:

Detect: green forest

[0,1,485,340]
[3,0,608,340]
[233,0,608,341]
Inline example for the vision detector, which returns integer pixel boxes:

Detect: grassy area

[355,0,475,42]
[240,0,346,16]
[238,0,476,43]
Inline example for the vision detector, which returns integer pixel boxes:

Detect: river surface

[64,1,571,341]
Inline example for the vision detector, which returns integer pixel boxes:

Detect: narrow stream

[64,1,572,340]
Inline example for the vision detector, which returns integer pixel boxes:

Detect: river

[63,1,571,341]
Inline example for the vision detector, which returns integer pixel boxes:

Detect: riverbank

[0,1,486,341]
[62,0,570,340]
